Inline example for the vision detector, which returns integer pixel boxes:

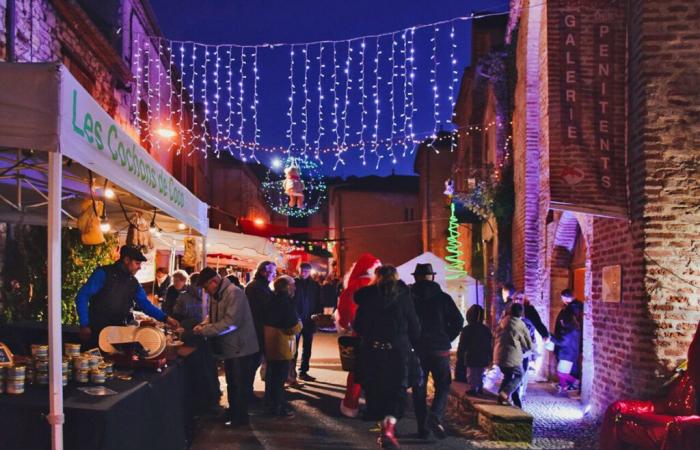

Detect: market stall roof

[0,63,208,235]
[160,228,284,270]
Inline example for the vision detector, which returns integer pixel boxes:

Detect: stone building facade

[509,0,700,416]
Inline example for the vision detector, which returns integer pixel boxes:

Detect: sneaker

[497,392,513,406]
[427,414,447,440]
[379,416,401,449]
[298,372,316,382]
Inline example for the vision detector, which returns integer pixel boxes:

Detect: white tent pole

[47,151,64,450]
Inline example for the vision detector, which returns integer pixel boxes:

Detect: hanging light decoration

[261,156,327,218]
[445,202,468,280]
[135,11,507,169]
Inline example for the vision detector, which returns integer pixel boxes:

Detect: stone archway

[546,211,594,403]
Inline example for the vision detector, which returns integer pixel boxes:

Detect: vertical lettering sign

[547,0,628,217]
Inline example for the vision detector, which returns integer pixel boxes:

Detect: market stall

[159,227,284,279]
[0,63,209,450]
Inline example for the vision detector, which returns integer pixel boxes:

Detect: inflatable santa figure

[336,253,381,418]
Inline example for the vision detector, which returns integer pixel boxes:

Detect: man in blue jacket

[75,246,179,349]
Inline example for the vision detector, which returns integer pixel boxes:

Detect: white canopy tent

[396,251,484,317]
[0,63,209,450]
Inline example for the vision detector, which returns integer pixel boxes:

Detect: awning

[0,63,208,235]
[160,228,284,270]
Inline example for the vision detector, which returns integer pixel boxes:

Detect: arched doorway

[548,211,589,399]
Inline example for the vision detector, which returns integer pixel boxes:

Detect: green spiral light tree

[445,202,468,280]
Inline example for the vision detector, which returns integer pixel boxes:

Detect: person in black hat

[75,245,179,349]
[409,263,464,440]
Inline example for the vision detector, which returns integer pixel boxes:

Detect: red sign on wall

[547,0,628,218]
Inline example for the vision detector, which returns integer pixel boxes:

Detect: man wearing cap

[75,246,179,349]
[194,267,259,426]
[409,263,464,440]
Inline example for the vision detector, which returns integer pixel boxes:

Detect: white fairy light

[388,32,397,164]
[186,44,196,150]
[131,39,142,132]
[238,46,246,158]
[165,40,175,144]
[400,32,409,157]
[199,45,212,152]
[212,46,222,155]
[331,42,340,161]
[252,46,260,162]
[430,26,440,150]
[224,46,235,155]
[340,42,352,152]
[155,39,163,152]
[372,36,383,168]
[176,42,187,153]
[143,42,153,145]
[409,27,417,153]
[287,45,295,154]
[316,42,325,162]
[449,23,459,151]
[358,38,367,166]
[302,44,309,157]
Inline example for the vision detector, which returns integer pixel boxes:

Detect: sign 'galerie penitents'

[547,0,628,218]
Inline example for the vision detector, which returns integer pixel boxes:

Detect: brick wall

[511,0,700,417]
[330,189,421,275]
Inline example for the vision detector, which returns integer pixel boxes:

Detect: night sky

[149,0,506,177]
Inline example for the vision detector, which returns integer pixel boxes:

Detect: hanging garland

[261,156,327,217]
[132,11,510,168]
[445,202,468,280]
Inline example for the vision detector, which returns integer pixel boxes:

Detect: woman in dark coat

[550,308,581,392]
[353,265,420,450]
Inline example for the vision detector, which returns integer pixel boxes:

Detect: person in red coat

[336,253,381,418]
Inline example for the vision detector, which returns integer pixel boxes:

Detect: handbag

[338,335,360,372]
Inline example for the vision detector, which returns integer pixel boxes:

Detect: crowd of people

[75,246,586,449]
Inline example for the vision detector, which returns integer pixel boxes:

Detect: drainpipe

[6,0,16,62]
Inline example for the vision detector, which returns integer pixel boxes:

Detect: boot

[378,416,400,449]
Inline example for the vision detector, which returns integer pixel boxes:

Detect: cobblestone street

[192,333,600,450]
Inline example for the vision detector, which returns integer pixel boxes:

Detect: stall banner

[58,67,209,234]
[547,0,628,217]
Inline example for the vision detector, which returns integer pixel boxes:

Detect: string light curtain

[132,11,508,169]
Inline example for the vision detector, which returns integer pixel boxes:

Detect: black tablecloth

[0,321,81,356]
[0,361,186,450]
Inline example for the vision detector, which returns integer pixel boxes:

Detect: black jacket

[353,282,420,353]
[410,280,464,353]
[551,325,581,361]
[294,277,321,327]
[263,292,299,330]
[244,275,273,349]
[554,300,584,340]
[459,323,493,368]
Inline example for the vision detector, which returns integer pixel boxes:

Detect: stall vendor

[76,245,179,348]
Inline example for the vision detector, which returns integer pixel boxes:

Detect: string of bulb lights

[133,10,510,169]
